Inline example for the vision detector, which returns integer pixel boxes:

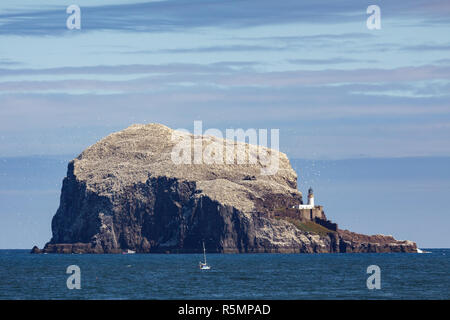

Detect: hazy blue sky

[0,1,449,248]
[1,0,449,159]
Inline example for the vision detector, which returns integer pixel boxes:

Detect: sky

[0,1,449,248]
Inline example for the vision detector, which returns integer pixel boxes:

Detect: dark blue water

[0,249,448,299]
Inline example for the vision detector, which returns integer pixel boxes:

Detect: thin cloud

[1,64,450,94]
[288,58,378,65]
[127,44,287,54]
[2,0,448,37]
[0,58,21,66]
[234,33,375,43]
[0,63,237,77]
[401,43,450,52]
[215,65,450,87]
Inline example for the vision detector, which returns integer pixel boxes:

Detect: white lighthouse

[307,187,314,207]
[294,187,315,210]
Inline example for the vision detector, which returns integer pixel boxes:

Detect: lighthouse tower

[293,187,316,210]
[307,187,314,207]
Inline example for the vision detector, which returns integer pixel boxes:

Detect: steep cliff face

[38,124,417,254]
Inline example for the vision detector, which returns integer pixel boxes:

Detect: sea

[0,249,448,300]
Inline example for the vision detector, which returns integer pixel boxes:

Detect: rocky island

[32,123,417,254]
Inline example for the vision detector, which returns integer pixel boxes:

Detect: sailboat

[199,241,211,270]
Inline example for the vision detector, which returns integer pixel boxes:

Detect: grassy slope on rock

[274,216,334,237]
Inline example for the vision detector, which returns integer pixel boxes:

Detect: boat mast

[203,241,207,264]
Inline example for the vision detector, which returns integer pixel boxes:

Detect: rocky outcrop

[30,245,41,254]
[337,229,417,253]
[35,123,417,254]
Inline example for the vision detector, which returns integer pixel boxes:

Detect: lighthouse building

[282,187,335,230]
[294,187,315,210]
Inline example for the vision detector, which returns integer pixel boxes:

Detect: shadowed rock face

[36,123,417,254]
